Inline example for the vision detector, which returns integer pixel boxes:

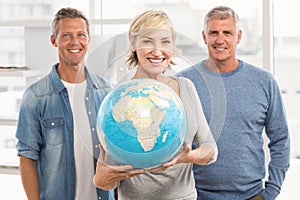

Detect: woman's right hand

[93,144,146,190]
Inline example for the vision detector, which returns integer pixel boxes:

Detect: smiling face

[132,28,175,78]
[50,17,90,69]
[202,16,242,71]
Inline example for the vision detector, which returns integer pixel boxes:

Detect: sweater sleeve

[183,78,218,164]
[262,76,290,200]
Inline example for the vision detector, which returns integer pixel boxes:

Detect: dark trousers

[248,193,264,200]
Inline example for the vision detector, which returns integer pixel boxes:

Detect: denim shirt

[16,64,115,200]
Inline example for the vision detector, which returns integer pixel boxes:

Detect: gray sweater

[177,60,290,200]
[116,77,218,200]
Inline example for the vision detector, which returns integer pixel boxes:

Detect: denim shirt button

[98,197,101,200]
[86,97,89,101]
[92,128,95,131]
[51,122,55,126]
[88,111,92,115]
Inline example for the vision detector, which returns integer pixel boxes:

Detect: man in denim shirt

[16,7,114,200]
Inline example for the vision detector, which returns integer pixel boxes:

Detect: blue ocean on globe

[97,78,187,168]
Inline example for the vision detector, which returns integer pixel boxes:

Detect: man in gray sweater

[177,6,290,200]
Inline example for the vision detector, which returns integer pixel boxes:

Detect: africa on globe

[96,78,187,168]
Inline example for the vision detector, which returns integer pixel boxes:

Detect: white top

[62,80,98,200]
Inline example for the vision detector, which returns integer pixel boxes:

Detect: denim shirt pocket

[42,118,65,146]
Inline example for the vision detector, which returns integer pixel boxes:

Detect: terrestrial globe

[96,78,187,168]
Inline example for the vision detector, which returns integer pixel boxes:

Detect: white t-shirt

[62,80,98,200]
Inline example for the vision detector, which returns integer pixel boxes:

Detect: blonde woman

[94,10,218,200]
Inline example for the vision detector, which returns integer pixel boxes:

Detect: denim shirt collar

[49,63,99,92]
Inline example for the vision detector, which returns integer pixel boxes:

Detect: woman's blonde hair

[126,10,178,69]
